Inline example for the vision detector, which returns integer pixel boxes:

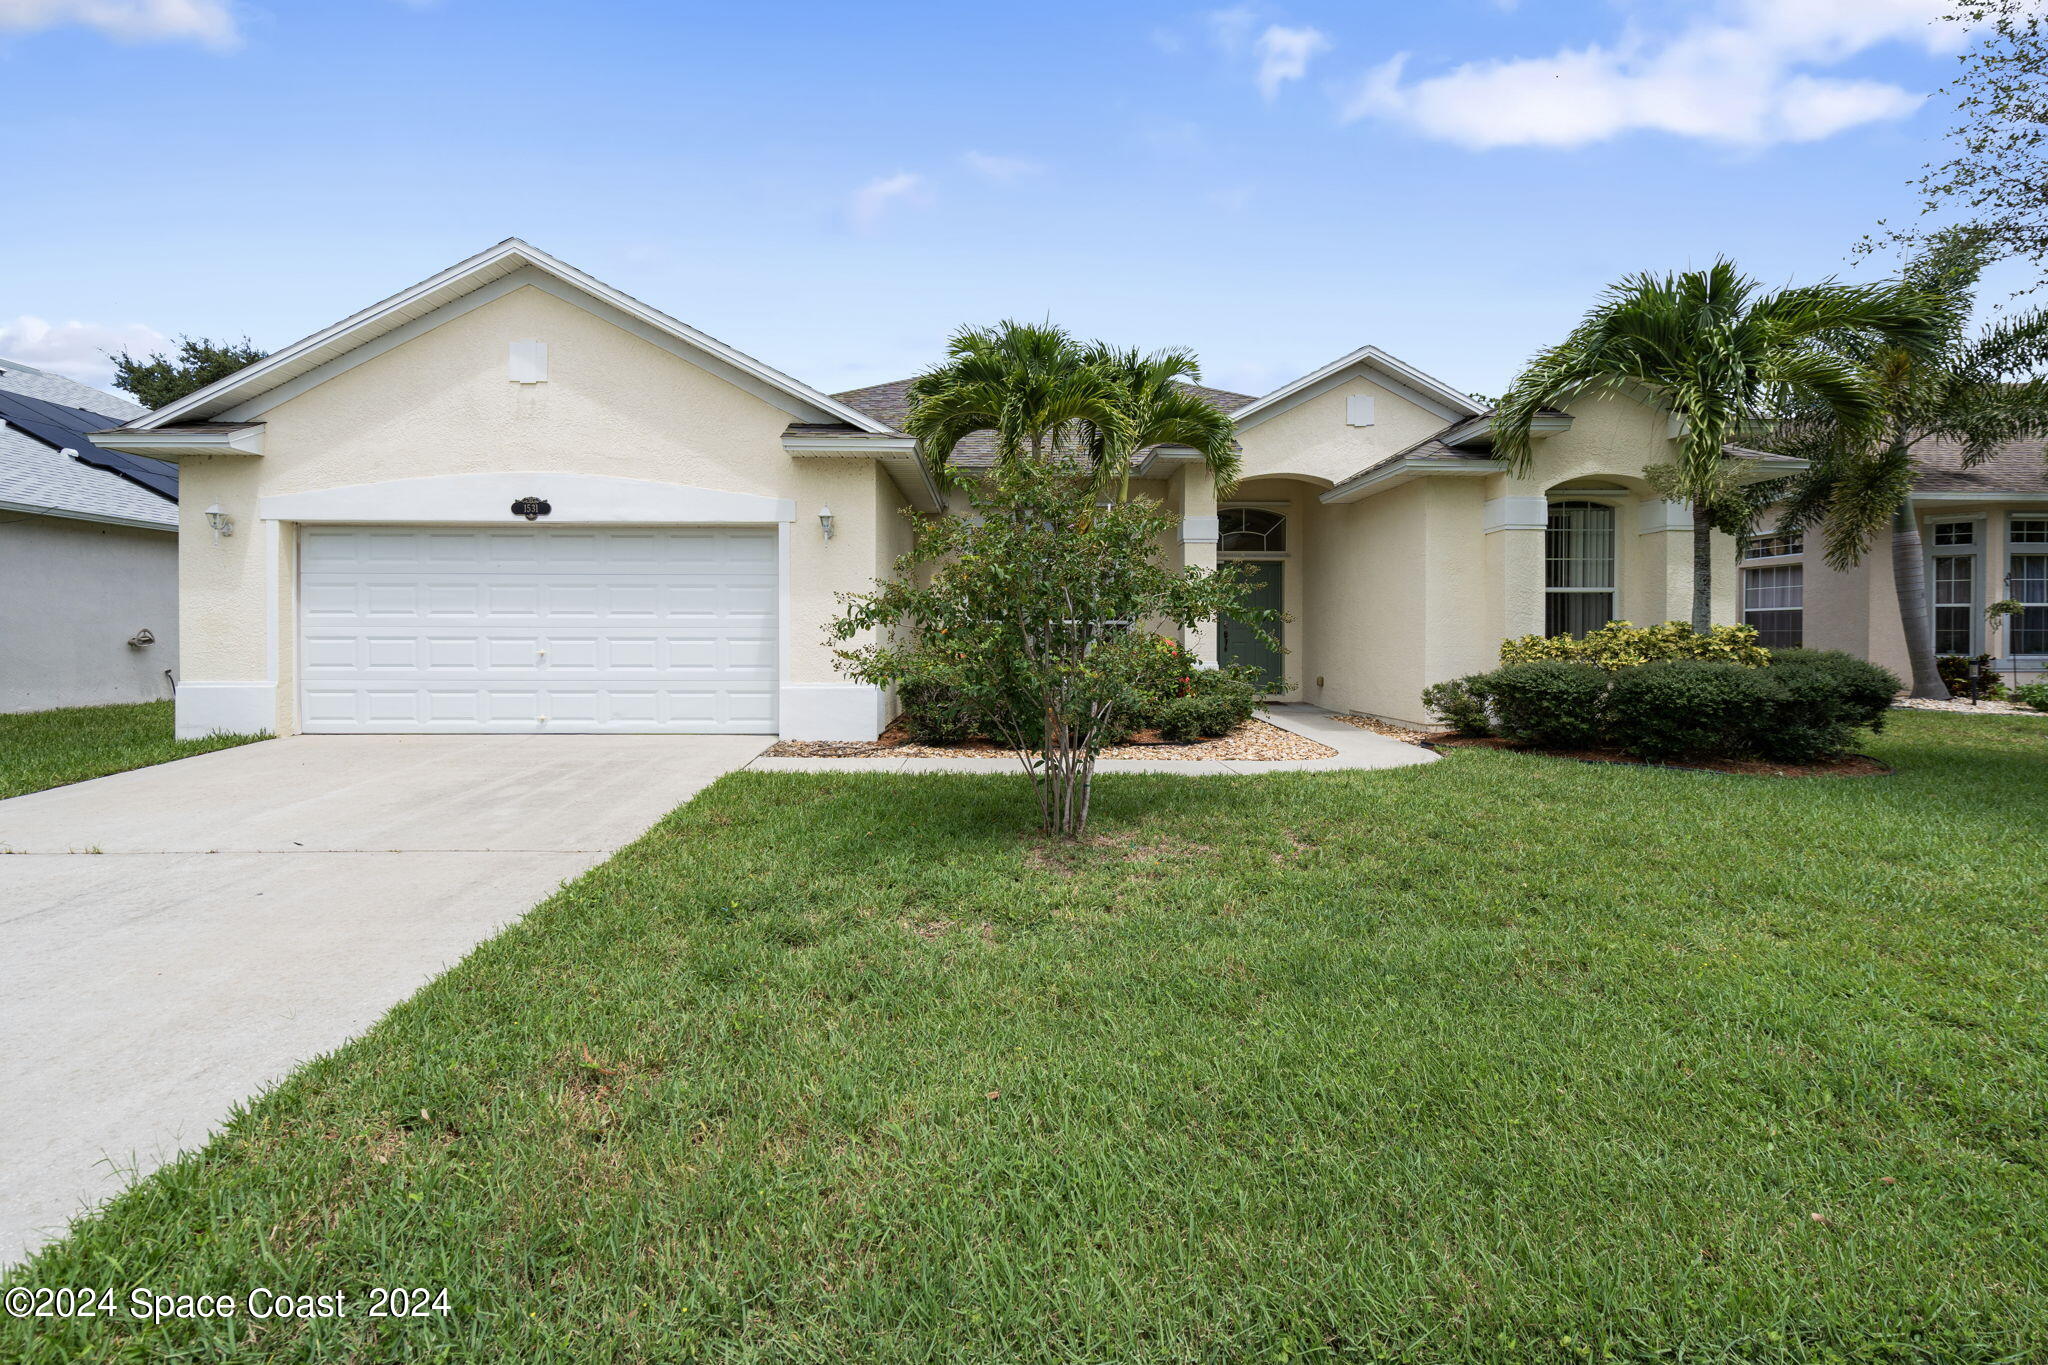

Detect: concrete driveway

[0,732,765,1264]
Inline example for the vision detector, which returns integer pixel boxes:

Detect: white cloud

[847,171,932,232]
[1199,8,1327,99]
[0,0,239,49]
[1253,23,1328,100]
[1206,5,1258,55]
[1338,0,1963,149]
[961,150,1044,182]
[0,316,169,390]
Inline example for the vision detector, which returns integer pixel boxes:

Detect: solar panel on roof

[0,389,178,502]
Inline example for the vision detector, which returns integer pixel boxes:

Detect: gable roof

[0,359,175,530]
[108,238,892,436]
[1321,411,1808,504]
[830,377,1257,469]
[1230,345,1485,428]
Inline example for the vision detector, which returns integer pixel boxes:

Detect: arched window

[1219,506,1286,553]
[1545,500,1616,637]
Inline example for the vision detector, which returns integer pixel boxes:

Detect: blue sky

[0,0,1992,402]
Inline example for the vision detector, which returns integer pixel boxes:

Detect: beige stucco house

[88,239,2046,740]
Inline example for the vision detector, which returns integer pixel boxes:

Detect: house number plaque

[510,496,553,521]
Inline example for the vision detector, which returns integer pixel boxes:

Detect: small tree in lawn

[829,456,1263,840]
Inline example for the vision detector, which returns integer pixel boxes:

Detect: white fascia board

[86,424,265,459]
[132,239,891,435]
[1320,458,1503,504]
[1909,490,2048,503]
[1232,345,1484,429]
[1130,444,1203,480]
[0,497,178,532]
[1438,412,1572,450]
[782,432,942,509]
[781,433,918,454]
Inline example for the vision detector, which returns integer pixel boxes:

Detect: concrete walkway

[743,704,1435,774]
[0,733,766,1264]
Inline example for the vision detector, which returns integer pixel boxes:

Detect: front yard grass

[7,712,2045,1362]
[0,700,264,799]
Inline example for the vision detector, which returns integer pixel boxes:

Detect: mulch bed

[1420,734,1892,779]
[762,717,1337,762]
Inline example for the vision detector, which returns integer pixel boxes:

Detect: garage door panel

[299,526,778,734]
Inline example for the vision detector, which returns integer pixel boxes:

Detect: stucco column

[1484,494,1546,646]
[1178,471,1220,666]
[1636,500,1696,624]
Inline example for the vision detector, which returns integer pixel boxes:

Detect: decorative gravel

[762,717,1337,762]
[1330,714,1433,745]
[1891,696,2043,716]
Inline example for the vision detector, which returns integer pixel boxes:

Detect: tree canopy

[110,336,267,411]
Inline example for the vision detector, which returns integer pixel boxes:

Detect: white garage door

[298,525,777,733]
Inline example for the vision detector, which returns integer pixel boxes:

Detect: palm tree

[1495,261,1941,632]
[1081,343,1241,500]
[1774,231,2048,698]
[904,321,1130,478]
[904,322,1240,502]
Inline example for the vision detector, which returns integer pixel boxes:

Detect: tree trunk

[1691,511,1714,633]
[1891,501,1949,699]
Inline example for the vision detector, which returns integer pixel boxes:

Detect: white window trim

[1741,561,1805,648]
[2002,511,2048,660]
[1926,530,1983,657]
[1545,498,1622,635]
[1217,504,1290,559]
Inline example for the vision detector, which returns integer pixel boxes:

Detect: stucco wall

[1,513,177,712]
[1495,393,1741,629]
[176,283,901,736]
[1301,480,1432,723]
[1798,503,2044,687]
[1237,375,1453,485]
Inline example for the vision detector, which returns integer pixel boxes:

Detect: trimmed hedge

[1483,661,1609,749]
[1604,660,1779,762]
[1425,648,1898,763]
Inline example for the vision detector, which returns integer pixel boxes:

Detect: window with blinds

[1742,564,1803,647]
[1545,501,1617,638]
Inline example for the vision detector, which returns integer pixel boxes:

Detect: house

[1737,439,2046,691]
[85,240,2045,739]
[0,359,179,712]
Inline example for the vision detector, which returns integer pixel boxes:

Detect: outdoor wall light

[819,506,834,540]
[205,503,235,539]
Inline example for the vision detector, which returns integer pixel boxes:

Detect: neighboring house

[1739,439,2047,690]
[83,240,2036,739]
[0,359,179,712]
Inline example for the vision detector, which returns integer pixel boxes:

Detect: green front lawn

[0,700,266,800]
[8,712,2045,1362]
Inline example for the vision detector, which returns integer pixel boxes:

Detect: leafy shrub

[1421,677,1492,736]
[1155,695,1224,742]
[1758,650,1897,760]
[1126,631,1201,714]
[2014,680,2048,713]
[1500,620,1771,670]
[1937,654,2008,701]
[898,680,980,745]
[1151,668,1260,742]
[1480,661,1609,748]
[1604,660,1778,762]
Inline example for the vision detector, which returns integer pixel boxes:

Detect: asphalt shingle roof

[0,360,173,529]
[1910,435,2048,495]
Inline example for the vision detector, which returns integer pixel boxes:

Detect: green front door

[1219,560,1283,690]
